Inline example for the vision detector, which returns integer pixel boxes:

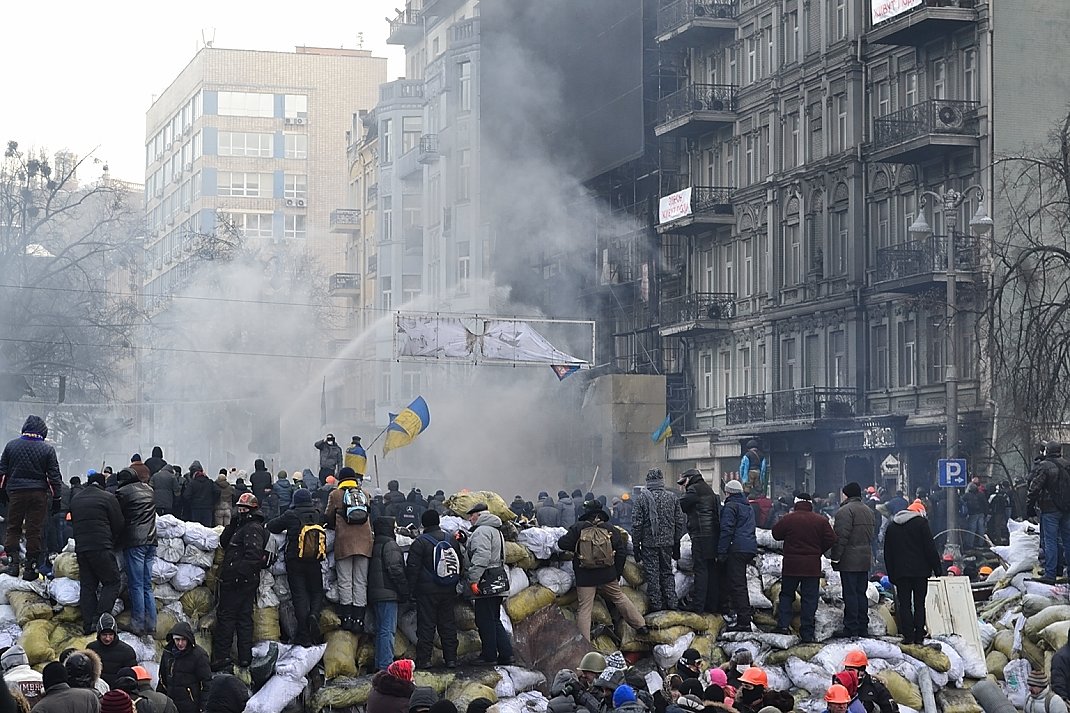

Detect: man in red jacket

[771,493,836,642]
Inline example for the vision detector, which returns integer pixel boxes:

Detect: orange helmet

[948,565,962,576]
[739,668,768,687]
[979,566,994,576]
[236,493,259,509]
[843,650,868,668]
[622,493,630,501]
[826,685,852,704]
[131,666,151,681]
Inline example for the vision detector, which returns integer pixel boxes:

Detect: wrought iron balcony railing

[329,273,361,294]
[661,292,736,325]
[658,0,738,36]
[875,234,980,282]
[726,386,858,426]
[658,83,738,125]
[872,99,980,152]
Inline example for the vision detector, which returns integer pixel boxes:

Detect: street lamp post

[909,185,992,559]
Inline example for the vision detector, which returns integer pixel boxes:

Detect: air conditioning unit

[295,117,307,125]
[285,198,296,207]
[936,104,965,130]
[285,118,296,125]
[296,199,307,207]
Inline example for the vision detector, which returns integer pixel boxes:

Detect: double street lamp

[908,185,992,558]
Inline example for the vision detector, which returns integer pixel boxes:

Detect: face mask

[740,687,763,705]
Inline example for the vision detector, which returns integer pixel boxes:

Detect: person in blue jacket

[718,480,757,632]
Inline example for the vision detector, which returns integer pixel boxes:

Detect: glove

[50,498,62,516]
[469,582,481,596]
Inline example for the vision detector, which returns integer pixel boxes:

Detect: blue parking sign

[938,458,968,487]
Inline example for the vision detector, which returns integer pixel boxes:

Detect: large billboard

[871,0,922,25]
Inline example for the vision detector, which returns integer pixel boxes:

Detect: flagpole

[373,455,381,489]
[365,422,392,449]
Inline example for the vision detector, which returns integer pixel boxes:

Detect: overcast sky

[0,1,404,184]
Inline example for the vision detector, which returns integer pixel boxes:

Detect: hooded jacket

[64,649,107,696]
[129,459,151,484]
[214,476,234,512]
[159,622,212,713]
[326,479,374,559]
[831,496,876,572]
[273,474,294,510]
[267,501,326,562]
[536,497,561,527]
[184,469,216,510]
[557,513,627,588]
[314,438,344,474]
[557,495,578,528]
[204,674,250,713]
[771,501,836,577]
[219,509,268,586]
[117,467,158,548]
[405,525,465,596]
[369,516,409,602]
[366,669,416,713]
[152,465,183,511]
[884,510,941,581]
[70,481,124,553]
[383,484,407,517]
[679,475,720,552]
[632,483,686,550]
[86,618,137,688]
[718,492,758,556]
[249,461,273,501]
[1,646,43,706]
[466,512,506,592]
[31,681,99,713]
[0,415,62,496]
[144,447,167,476]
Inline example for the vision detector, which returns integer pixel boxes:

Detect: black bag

[476,529,509,596]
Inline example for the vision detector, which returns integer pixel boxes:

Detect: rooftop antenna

[201,28,216,49]
[357,32,365,49]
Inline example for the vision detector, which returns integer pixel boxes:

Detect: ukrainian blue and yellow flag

[651,414,673,444]
[345,441,367,476]
[383,396,431,456]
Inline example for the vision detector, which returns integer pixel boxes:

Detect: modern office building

[141,45,386,311]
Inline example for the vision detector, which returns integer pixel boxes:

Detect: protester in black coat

[185,463,215,527]
[86,613,137,688]
[144,446,168,476]
[404,509,463,667]
[249,460,273,505]
[368,516,408,671]
[204,674,250,713]
[884,502,941,644]
[0,414,63,580]
[69,472,124,633]
[213,496,267,669]
[160,622,212,713]
[677,469,720,614]
[151,464,183,516]
[266,490,326,646]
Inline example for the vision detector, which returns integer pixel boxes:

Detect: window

[381,276,393,311]
[785,12,799,64]
[193,131,203,159]
[700,247,714,292]
[786,113,801,168]
[901,193,916,241]
[781,338,797,389]
[960,320,976,380]
[402,275,421,304]
[745,134,756,185]
[872,324,889,389]
[284,94,308,119]
[830,208,848,275]
[803,334,819,387]
[723,242,735,293]
[402,116,422,154]
[217,91,274,118]
[928,316,945,384]
[700,352,714,409]
[876,81,891,118]
[217,172,269,198]
[835,94,848,152]
[458,61,472,112]
[457,149,471,201]
[785,223,802,286]
[904,70,918,107]
[874,198,890,249]
[932,59,946,100]
[834,0,847,40]
[719,352,732,404]
[963,49,978,102]
[746,35,758,84]
[284,134,307,159]
[897,319,916,387]
[829,330,847,387]
[763,17,774,75]
[284,174,307,200]
[382,195,393,242]
[381,119,393,163]
[457,241,471,292]
[222,212,273,239]
[284,214,306,240]
[809,116,823,159]
[742,238,754,296]
[741,346,752,395]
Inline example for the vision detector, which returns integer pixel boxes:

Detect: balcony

[614,347,683,376]
[378,79,424,106]
[657,0,737,47]
[422,0,466,19]
[418,134,440,163]
[397,147,422,180]
[657,186,734,235]
[656,84,738,138]
[868,0,979,46]
[329,273,361,297]
[726,387,859,428]
[450,18,479,49]
[330,209,361,233]
[873,234,981,293]
[869,99,980,164]
[659,292,735,337]
[387,9,422,45]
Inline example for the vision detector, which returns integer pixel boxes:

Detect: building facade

[141,46,386,311]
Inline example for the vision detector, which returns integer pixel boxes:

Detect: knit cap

[1029,670,1049,688]
[100,690,133,713]
[388,659,415,682]
[613,685,637,707]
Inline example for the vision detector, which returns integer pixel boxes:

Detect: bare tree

[985,113,1070,477]
[0,141,144,403]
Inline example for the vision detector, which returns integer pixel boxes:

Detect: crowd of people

[0,414,1066,713]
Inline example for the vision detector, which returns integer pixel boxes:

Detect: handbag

[476,530,510,596]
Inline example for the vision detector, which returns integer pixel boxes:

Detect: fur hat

[842,482,862,499]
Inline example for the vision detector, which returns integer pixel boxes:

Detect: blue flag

[651,414,672,444]
[384,397,431,456]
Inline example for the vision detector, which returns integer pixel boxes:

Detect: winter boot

[339,605,354,632]
[21,556,39,582]
[4,557,19,578]
[352,606,366,634]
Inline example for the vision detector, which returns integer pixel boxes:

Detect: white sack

[245,674,307,713]
[534,567,574,596]
[275,643,326,681]
[171,563,206,592]
[508,567,530,598]
[151,559,179,584]
[156,515,186,539]
[654,632,695,670]
[182,522,220,551]
[158,538,185,563]
[48,577,80,606]
[517,527,566,560]
[182,544,214,569]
